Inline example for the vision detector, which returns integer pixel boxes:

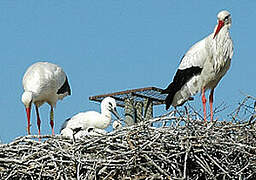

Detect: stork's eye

[224,15,230,21]
[109,102,113,107]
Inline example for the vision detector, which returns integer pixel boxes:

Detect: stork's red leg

[35,105,41,136]
[50,105,55,135]
[202,87,207,122]
[209,88,215,122]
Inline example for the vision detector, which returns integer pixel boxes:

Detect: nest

[0,96,256,179]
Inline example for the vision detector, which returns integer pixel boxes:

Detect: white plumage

[61,127,107,140]
[162,10,233,122]
[60,97,120,138]
[21,62,71,135]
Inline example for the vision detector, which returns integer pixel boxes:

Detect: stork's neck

[99,108,112,129]
[101,108,111,118]
[210,25,233,71]
[214,26,231,50]
[213,25,230,41]
[28,91,43,105]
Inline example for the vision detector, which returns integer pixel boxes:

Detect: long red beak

[26,107,31,135]
[213,20,224,39]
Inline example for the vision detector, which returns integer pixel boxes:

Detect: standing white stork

[60,97,121,137]
[161,10,233,122]
[21,62,71,135]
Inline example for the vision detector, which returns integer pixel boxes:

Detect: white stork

[60,97,121,137]
[21,62,71,135]
[162,10,233,122]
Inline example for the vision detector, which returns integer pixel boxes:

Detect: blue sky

[0,1,255,143]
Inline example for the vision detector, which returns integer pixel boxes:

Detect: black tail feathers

[161,83,175,94]
[165,93,172,110]
[162,82,177,110]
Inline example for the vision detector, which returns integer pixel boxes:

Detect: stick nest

[1,96,256,179]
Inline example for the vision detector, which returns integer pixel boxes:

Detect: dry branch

[0,96,256,179]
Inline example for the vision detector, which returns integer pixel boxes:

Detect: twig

[0,95,256,179]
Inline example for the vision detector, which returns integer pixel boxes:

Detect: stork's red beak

[26,107,31,135]
[213,20,224,39]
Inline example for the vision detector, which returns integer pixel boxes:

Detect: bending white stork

[60,97,121,137]
[162,10,233,122]
[21,62,71,135]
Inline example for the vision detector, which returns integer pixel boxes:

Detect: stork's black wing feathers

[57,76,71,95]
[162,66,202,110]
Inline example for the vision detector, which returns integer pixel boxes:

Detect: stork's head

[101,97,121,120]
[60,127,73,138]
[213,10,231,39]
[21,91,33,134]
[113,120,122,130]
